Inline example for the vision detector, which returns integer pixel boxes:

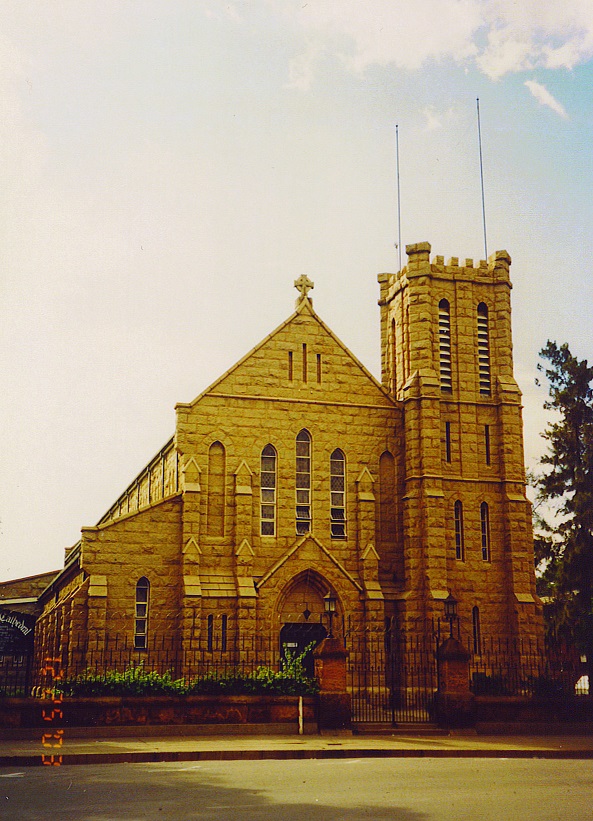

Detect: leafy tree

[535,341,593,662]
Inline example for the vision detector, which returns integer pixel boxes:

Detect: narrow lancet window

[330,449,346,539]
[484,424,491,465]
[472,606,482,655]
[134,577,150,650]
[480,502,490,561]
[295,429,312,534]
[477,303,491,395]
[260,444,277,536]
[207,614,214,652]
[439,299,452,392]
[221,614,228,652]
[454,500,464,560]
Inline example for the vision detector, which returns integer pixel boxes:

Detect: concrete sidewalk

[3,730,593,767]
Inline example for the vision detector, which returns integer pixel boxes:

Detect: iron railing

[468,636,589,697]
[1,630,589,707]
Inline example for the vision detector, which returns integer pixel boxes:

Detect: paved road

[2,758,592,820]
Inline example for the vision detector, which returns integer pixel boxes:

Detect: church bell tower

[378,242,542,644]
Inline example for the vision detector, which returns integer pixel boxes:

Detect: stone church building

[34,242,542,673]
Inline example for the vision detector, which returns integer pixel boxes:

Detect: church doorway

[277,570,338,678]
[279,621,327,678]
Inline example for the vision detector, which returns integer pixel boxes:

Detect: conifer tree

[535,341,593,663]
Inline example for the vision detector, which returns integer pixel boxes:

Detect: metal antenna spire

[476,98,488,260]
[396,124,402,271]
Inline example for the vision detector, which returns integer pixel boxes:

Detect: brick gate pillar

[313,637,351,730]
[435,637,475,728]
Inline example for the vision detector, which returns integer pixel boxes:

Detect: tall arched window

[207,441,225,536]
[379,451,397,545]
[330,449,346,539]
[439,299,452,392]
[454,500,464,561]
[134,577,150,650]
[477,303,491,395]
[295,429,312,535]
[260,444,277,536]
[472,606,482,655]
[480,502,490,561]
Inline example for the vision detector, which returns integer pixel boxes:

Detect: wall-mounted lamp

[323,591,337,638]
[444,593,458,639]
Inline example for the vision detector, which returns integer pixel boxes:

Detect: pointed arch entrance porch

[276,570,336,677]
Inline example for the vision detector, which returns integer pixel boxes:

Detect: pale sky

[1,1,592,581]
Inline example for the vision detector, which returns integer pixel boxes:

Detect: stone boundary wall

[474,695,593,729]
[0,695,316,731]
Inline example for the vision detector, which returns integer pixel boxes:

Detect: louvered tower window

[295,429,312,535]
[330,449,346,539]
[477,303,491,395]
[438,299,452,392]
[390,318,397,394]
[260,444,277,536]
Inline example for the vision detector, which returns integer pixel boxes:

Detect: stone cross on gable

[294,275,314,300]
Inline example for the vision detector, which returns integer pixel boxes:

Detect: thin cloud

[422,105,455,130]
[525,80,569,119]
[274,0,593,81]
[286,41,321,90]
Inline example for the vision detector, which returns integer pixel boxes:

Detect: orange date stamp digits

[40,656,64,766]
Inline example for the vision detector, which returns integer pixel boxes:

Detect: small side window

[260,445,277,536]
[134,577,150,650]
[330,449,346,539]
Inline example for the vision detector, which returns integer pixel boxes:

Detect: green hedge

[56,645,319,698]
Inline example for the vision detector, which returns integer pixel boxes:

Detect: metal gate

[348,629,438,725]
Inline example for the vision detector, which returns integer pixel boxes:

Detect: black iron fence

[0,631,590,710]
[32,632,283,689]
[0,654,34,697]
[469,636,589,698]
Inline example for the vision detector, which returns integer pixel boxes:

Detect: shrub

[56,663,186,697]
[55,645,319,698]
